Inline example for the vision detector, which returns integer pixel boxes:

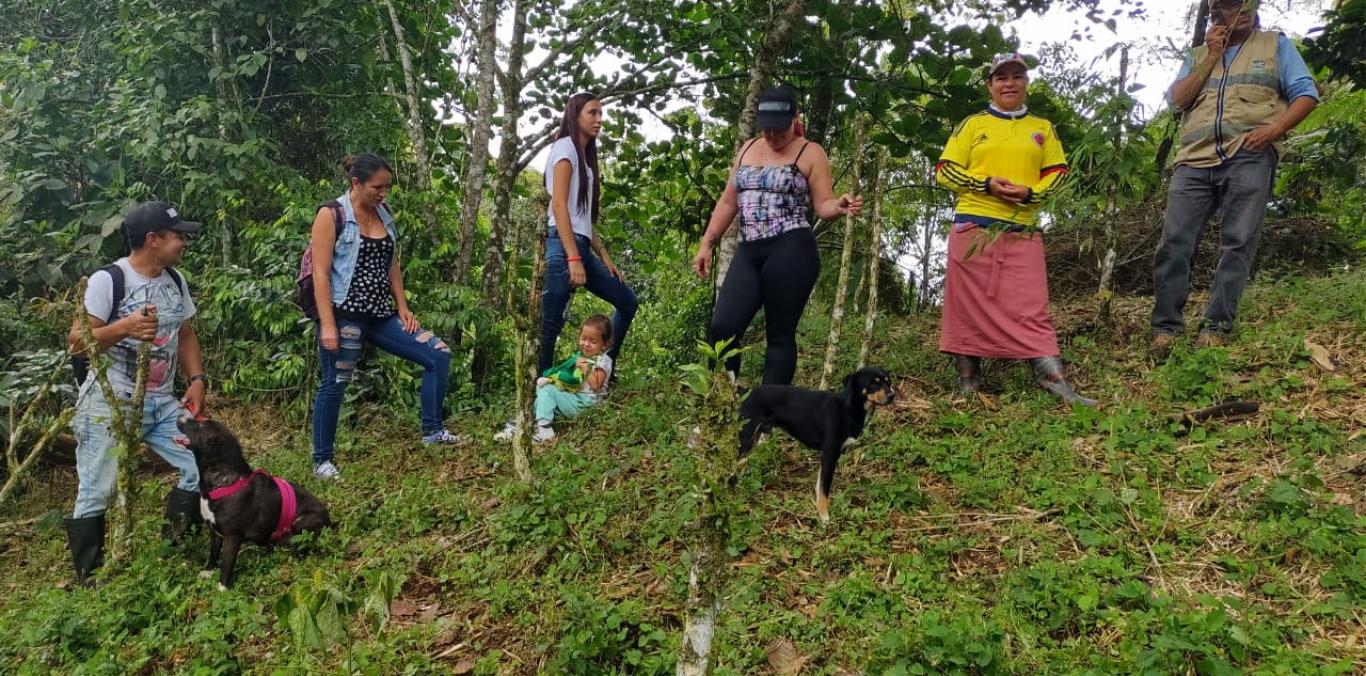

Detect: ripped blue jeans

[311,315,452,464]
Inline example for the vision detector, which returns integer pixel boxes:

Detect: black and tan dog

[176,415,330,589]
[739,367,896,523]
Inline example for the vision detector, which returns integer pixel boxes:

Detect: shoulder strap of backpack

[99,263,124,324]
[165,266,186,297]
[322,200,344,238]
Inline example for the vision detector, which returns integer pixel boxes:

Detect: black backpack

[71,264,185,387]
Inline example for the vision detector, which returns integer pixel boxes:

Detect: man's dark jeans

[1151,148,1277,336]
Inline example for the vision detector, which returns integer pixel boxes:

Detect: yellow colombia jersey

[935,108,1069,225]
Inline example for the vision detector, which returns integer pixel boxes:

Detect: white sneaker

[313,461,341,480]
[422,429,466,445]
[532,424,556,443]
[493,420,521,442]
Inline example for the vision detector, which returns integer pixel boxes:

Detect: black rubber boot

[162,487,203,542]
[63,513,105,583]
[1030,356,1098,408]
[954,354,983,398]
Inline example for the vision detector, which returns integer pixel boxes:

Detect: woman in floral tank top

[693,85,862,385]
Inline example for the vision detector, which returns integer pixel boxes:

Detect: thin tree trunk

[0,338,74,507]
[383,0,433,188]
[918,205,936,312]
[70,279,146,566]
[1191,0,1210,47]
[453,0,500,283]
[211,25,236,266]
[859,150,886,368]
[481,0,529,304]
[510,199,544,485]
[1097,46,1128,333]
[820,117,865,390]
[714,0,808,292]
[805,0,853,145]
[677,364,741,676]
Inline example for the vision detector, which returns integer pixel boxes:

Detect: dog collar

[207,470,266,501]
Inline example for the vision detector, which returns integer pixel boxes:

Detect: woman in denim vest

[308,154,463,480]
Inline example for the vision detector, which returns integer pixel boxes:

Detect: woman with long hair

[539,93,638,381]
[309,154,463,480]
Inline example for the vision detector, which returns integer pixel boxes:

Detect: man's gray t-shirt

[83,258,196,396]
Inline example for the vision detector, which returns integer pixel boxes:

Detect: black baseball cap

[122,201,204,243]
[756,85,799,130]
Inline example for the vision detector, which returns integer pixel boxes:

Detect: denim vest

[328,192,398,306]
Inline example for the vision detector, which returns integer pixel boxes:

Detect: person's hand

[180,380,206,416]
[693,241,713,278]
[320,322,339,352]
[989,178,1030,204]
[122,305,159,341]
[1204,26,1228,57]
[398,307,420,333]
[568,260,587,288]
[603,258,624,281]
[575,357,590,372]
[838,193,863,217]
[1242,123,1284,152]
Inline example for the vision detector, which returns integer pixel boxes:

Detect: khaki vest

[1174,29,1287,168]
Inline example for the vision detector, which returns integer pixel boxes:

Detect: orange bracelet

[567,256,582,262]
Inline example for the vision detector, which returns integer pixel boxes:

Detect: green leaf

[295,48,308,62]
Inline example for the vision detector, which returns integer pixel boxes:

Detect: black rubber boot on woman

[1030,356,1097,408]
[954,354,983,398]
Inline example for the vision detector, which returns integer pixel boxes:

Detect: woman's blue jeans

[539,233,638,373]
[312,315,452,464]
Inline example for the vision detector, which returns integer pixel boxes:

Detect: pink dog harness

[206,469,298,543]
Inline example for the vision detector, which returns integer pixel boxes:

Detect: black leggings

[708,228,820,385]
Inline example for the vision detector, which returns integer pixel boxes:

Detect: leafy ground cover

[2,271,1362,674]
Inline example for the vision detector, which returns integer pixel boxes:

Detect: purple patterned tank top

[734,141,812,242]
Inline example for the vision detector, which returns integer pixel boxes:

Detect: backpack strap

[323,200,344,237]
[165,266,186,298]
[99,263,125,324]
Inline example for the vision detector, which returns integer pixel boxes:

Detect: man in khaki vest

[1149,0,1318,359]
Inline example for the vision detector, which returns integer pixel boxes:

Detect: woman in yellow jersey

[933,53,1096,407]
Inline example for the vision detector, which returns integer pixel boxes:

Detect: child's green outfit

[536,353,613,423]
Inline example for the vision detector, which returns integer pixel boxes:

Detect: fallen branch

[1171,401,1260,436]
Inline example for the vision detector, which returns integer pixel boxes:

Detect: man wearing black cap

[62,200,208,581]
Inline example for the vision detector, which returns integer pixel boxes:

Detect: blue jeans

[312,315,452,464]
[72,386,197,518]
[1152,148,1277,335]
[539,234,638,373]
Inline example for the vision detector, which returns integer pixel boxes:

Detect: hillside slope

[2,271,1363,674]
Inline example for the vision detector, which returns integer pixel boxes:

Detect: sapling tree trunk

[0,286,78,507]
[509,208,544,484]
[453,0,500,283]
[479,0,529,305]
[1097,46,1129,335]
[677,342,743,676]
[820,117,865,390]
[714,0,808,292]
[859,150,887,368]
[73,282,150,565]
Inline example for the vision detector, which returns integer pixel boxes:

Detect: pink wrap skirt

[939,224,1060,359]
